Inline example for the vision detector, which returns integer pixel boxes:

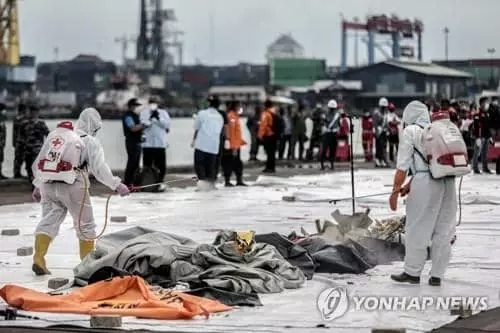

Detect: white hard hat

[327,99,338,109]
[378,97,389,107]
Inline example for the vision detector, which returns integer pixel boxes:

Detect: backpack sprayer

[77,173,198,240]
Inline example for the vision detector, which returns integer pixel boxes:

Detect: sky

[19,0,500,67]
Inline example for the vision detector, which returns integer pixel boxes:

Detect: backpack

[415,118,471,179]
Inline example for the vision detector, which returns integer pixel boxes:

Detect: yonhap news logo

[317,287,349,320]
[317,286,489,321]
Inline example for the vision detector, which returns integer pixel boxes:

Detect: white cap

[378,97,389,107]
[327,99,338,109]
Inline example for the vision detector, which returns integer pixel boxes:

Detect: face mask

[492,101,498,106]
[150,103,158,111]
[483,103,490,110]
[238,107,243,115]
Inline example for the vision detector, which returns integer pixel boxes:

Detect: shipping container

[269,58,327,87]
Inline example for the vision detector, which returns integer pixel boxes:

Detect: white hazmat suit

[31,108,129,276]
[394,101,457,282]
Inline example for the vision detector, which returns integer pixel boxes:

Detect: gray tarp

[74,227,305,294]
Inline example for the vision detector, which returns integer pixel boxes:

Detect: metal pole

[444,27,449,61]
[349,115,355,215]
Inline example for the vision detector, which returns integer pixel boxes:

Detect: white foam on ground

[1,170,499,333]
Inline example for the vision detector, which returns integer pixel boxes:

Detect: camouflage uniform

[13,114,27,177]
[20,118,49,182]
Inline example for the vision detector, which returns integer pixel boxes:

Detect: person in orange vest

[361,110,374,162]
[222,101,247,186]
[386,102,401,163]
[258,100,278,173]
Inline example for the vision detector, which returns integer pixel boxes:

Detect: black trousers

[278,134,292,159]
[388,134,399,163]
[124,140,142,186]
[320,133,338,168]
[290,135,306,160]
[375,134,388,162]
[249,134,260,159]
[262,137,277,172]
[222,149,243,182]
[25,152,38,184]
[143,148,166,182]
[194,149,218,181]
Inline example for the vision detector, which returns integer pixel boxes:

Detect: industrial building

[36,55,117,105]
[338,60,472,109]
[433,58,500,92]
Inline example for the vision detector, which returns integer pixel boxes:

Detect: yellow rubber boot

[32,234,52,276]
[79,239,95,260]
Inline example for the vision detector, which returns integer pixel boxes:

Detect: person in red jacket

[361,110,374,162]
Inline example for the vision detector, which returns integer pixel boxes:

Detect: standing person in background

[361,109,374,162]
[386,102,401,163]
[471,97,492,174]
[460,105,474,162]
[320,99,340,170]
[278,107,293,160]
[13,103,28,178]
[258,100,278,173]
[306,104,324,160]
[488,97,500,174]
[290,105,307,160]
[122,98,145,187]
[223,100,247,186]
[192,95,224,190]
[0,103,7,179]
[247,105,261,161]
[373,97,390,167]
[215,100,229,180]
[140,96,171,189]
[22,106,50,184]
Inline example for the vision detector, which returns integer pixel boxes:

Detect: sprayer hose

[77,169,114,241]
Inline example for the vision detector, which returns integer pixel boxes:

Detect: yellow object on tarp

[0,276,231,320]
[235,231,255,253]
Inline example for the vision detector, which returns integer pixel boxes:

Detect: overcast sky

[19,0,500,66]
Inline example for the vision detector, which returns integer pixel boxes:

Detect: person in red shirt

[222,101,247,186]
[361,110,374,162]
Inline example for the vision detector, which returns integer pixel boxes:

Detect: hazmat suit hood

[402,101,430,127]
[76,108,102,136]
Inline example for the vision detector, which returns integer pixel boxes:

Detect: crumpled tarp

[256,233,405,275]
[74,227,305,294]
[0,276,230,320]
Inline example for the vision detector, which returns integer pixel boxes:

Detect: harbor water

[0,117,366,177]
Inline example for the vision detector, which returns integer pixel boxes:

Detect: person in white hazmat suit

[389,100,457,287]
[31,108,130,276]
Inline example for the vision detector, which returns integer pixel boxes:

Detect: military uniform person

[13,103,28,178]
[20,106,49,182]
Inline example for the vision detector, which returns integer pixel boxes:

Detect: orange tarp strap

[0,276,231,320]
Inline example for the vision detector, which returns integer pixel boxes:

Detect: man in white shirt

[140,96,171,184]
[192,95,224,189]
